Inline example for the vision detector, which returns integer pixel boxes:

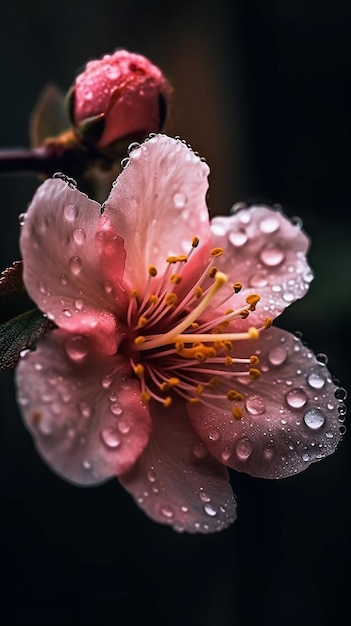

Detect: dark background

[1,1,350,624]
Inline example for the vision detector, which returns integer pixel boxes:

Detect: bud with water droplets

[68,49,172,155]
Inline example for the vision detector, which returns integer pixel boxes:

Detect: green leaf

[30,84,71,147]
[0,262,54,372]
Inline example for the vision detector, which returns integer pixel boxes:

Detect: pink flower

[16,134,344,533]
[72,49,171,149]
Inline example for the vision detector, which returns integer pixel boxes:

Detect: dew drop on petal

[245,394,266,415]
[203,503,217,517]
[65,335,89,361]
[263,444,275,461]
[303,408,326,430]
[199,490,211,503]
[117,420,130,434]
[268,345,288,366]
[101,374,113,389]
[72,228,86,244]
[229,231,248,247]
[208,429,220,441]
[259,216,280,233]
[18,212,27,226]
[173,191,187,208]
[100,426,121,448]
[235,437,254,460]
[249,274,268,288]
[160,505,174,519]
[192,443,207,459]
[74,299,84,310]
[307,372,325,390]
[286,388,308,409]
[147,468,156,483]
[64,204,79,221]
[60,273,69,286]
[110,403,123,415]
[260,245,285,267]
[302,453,310,462]
[69,256,82,275]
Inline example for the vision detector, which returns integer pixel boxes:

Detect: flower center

[127,239,271,419]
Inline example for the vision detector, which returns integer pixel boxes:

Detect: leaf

[0,262,54,372]
[0,309,53,373]
[30,84,71,147]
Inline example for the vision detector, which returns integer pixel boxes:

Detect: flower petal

[188,327,343,479]
[209,205,312,328]
[15,329,151,485]
[120,398,236,533]
[20,178,127,352]
[104,134,212,291]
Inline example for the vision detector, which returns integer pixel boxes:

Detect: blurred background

[0,1,350,624]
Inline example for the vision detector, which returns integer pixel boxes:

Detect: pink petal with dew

[16,329,151,485]
[104,134,212,292]
[120,398,236,533]
[20,178,127,353]
[188,327,343,479]
[209,205,312,329]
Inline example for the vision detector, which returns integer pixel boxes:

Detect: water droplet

[121,157,130,169]
[268,345,287,366]
[199,490,211,503]
[101,374,113,389]
[74,298,84,311]
[221,448,231,463]
[33,362,43,371]
[111,402,123,415]
[286,388,308,409]
[192,443,207,459]
[65,335,89,361]
[245,394,266,415]
[60,273,69,286]
[263,444,274,460]
[173,191,187,208]
[260,216,280,233]
[203,503,217,517]
[249,274,268,288]
[100,426,121,448]
[307,372,325,390]
[127,141,141,155]
[104,281,113,294]
[338,403,347,416]
[316,353,328,365]
[335,387,347,401]
[235,437,254,460]
[118,420,130,434]
[283,291,295,302]
[229,230,248,247]
[73,228,86,244]
[260,245,285,267]
[180,505,189,513]
[302,453,310,462]
[291,215,303,228]
[18,212,27,225]
[64,204,79,221]
[147,468,156,482]
[78,402,91,418]
[82,459,92,470]
[208,429,220,441]
[160,505,174,519]
[69,256,82,276]
[303,408,326,430]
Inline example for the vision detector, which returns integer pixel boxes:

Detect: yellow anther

[166,292,178,306]
[227,390,245,401]
[195,286,203,298]
[264,317,273,329]
[148,294,158,305]
[160,382,170,391]
[148,265,158,277]
[170,274,182,284]
[225,356,233,366]
[246,294,261,311]
[250,354,259,365]
[209,267,218,278]
[196,384,204,395]
[192,236,200,248]
[191,322,199,329]
[176,255,188,262]
[211,327,222,334]
[163,396,172,408]
[226,309,234,315]
[166,256,177,263]
[140,391,151,403]
[133,363,145,377]
[249,367,261,379]
[131,289,139,298]
[248,327,259,340]
[233,282,242,293]
[195,352,207,363]
[240,309,250,319]
[134,336,146,345]
[210,247,224,257]
[189,397,201,403]
[175,341,184,353]
[168,377,180,387]
[224,340,233,352]
[208,378,218,387]
[138,316,148,327]
[232,406,243,421]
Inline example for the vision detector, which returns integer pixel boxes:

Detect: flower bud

[69,49,172,153]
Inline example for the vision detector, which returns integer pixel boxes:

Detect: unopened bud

[69,49,172,154]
